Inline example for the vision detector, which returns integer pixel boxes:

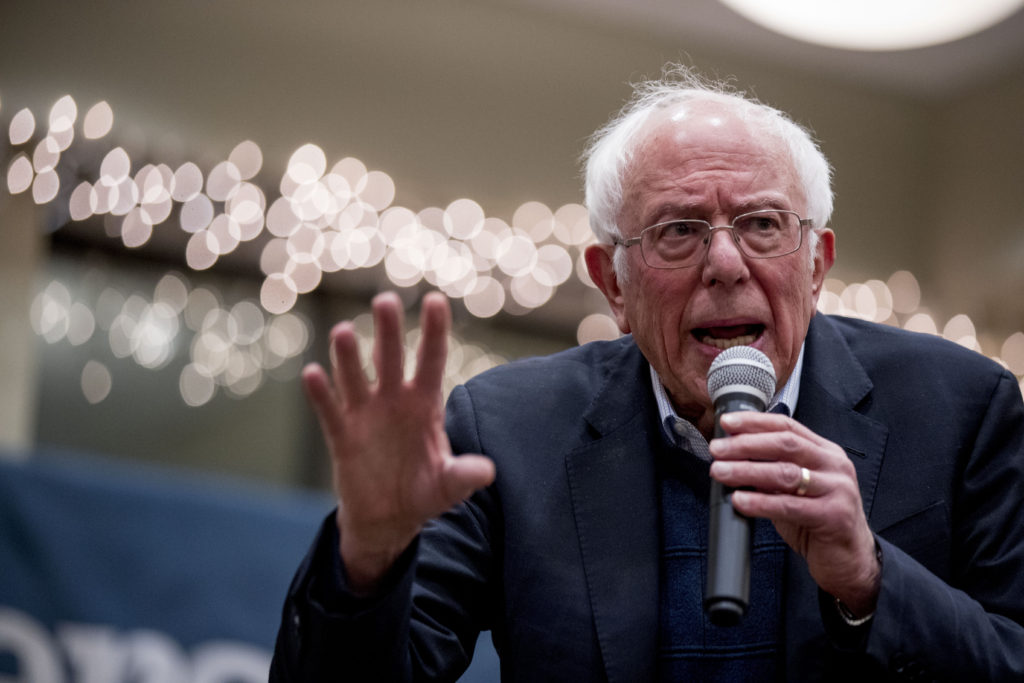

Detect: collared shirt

[650,344,805,461]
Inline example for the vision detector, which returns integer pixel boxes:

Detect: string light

[29,270,313,406]
[6,93,598,321]
[5,92,1024,404]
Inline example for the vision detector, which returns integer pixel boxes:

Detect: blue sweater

[656,449,786,681]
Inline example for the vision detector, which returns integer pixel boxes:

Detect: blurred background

[1,0,1023,679]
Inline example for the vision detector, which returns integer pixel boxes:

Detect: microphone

[704,345,776,626]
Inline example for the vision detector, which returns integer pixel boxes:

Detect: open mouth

[692,324,765,350]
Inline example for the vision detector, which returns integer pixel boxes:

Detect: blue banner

[0,448,331,683]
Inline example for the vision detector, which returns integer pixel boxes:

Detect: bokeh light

[7,154,33,194]
[29,268,313,406]
[6,91,1022,407]
[9,108,35,145]
[577,313,620,345]
[81,360,112,404]
[82,101,113,139]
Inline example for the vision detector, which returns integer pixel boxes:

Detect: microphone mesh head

[707,345,777,405]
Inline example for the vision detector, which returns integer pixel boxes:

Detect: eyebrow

[733,197,792,213]
[644,197,794,225]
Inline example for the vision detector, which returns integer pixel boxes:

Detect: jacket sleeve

[862,370,1024,680]
[269,513,418,682]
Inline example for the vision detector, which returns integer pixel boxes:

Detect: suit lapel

[784,315,890,678]
[564,340,660,683]
[795,315,889,518]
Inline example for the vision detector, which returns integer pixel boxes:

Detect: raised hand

[709,412,881,617]
[301,291,496,593]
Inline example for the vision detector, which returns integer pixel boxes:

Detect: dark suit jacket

[272,315,1024,682]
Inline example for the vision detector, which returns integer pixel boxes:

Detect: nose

[701,227,750,287]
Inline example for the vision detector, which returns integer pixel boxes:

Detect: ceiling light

[718,0,1024,50]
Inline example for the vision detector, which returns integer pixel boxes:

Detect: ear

[810,228,836,302]
[584,244,631,334]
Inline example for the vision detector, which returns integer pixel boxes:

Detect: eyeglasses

[613,209,813,269]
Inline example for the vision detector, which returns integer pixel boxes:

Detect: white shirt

[650,344,806,460]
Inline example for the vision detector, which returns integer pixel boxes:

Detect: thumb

[441,454,496,503]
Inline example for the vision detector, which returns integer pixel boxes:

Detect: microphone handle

[705,393,765,626]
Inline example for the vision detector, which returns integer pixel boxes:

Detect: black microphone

[704,345,776,626]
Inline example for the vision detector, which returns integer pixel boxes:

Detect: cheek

[625,273,694,347]
[766,269,817,343]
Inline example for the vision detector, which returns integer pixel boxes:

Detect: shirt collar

[650,343,806,460]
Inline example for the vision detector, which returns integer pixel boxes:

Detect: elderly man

[271,67,1024,681]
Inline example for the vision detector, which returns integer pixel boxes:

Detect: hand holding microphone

[703,345,882,624]
[704,345,776,626]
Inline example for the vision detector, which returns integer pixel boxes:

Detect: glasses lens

[734,210,801,257]
[643,220,708,267]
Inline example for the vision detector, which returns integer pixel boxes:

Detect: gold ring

[796,467,811,496]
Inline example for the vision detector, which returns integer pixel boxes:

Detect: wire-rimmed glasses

[613,209,813,269]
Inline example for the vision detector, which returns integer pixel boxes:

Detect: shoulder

[812,314,1008,389]
[444,335,646,449]
[462,335,641,397]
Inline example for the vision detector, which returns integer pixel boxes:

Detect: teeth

[700,334,757,350]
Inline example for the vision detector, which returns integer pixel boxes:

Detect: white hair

[582,65,833,275]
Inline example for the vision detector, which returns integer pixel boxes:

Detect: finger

[331,321,370,406]
[729,489,820,525]
[440,454,496,504]
[709,422,822,469]
[373,292,406,391]
[719,411,831,449]
[301,363,344,438]
[301,362,333,406]
[415,292,451,394]
[711,459,824,497]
